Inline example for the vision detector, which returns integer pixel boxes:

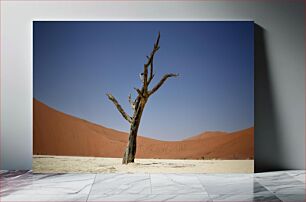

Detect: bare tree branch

[144,32,160,87]
[148,73,155,85]
[128,94,136,110]
[106,93,132,123]
[143,64,148,89]
[148,73,179,96]
[147,56,155,85]
[134,87,146,99]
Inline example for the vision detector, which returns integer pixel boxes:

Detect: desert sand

[33,99,254,160]
[33,155,254,173]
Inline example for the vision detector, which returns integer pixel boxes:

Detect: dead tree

[106,32,179,164]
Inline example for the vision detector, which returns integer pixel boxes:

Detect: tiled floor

[0,170,305,201]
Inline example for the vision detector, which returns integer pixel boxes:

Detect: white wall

[1,0,304,170]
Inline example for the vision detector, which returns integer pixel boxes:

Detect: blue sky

[34,21,254,141]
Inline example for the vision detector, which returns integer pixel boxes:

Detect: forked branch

[134,87,144,98]
[148,73,179,96]
[144,32,160,87]
[106,93,132,123]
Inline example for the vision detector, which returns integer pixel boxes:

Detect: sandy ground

[33,155,254,173]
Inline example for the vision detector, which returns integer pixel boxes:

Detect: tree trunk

[122,100,146,164]
[106,32,178,165]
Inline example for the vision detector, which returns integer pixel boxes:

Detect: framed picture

[33,21,254,173]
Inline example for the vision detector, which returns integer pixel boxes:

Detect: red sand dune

[33,99,254,160]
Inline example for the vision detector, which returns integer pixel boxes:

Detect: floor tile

[150,173,207,195]
[1,170,306,202]
[210,194,282,201]
[275,194,306,202]
[266,184,305,195]
[256,173,305,195]
[198,174,268,195]
[90,173,151,195]
[1,173,95,196]
[286,170,306,183]
[88,194,211,201]
[0,170,32,181]
[254,171,295,180]
[1,171,39,197]
[144,194,211,202]
[0,194,88,201]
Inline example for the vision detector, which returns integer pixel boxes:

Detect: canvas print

[33,21,254,173]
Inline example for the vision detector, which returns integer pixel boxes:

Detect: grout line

[254,179,275,194]
[86,173,97,202]
[195,174,213,201]
[254,179,283,201]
